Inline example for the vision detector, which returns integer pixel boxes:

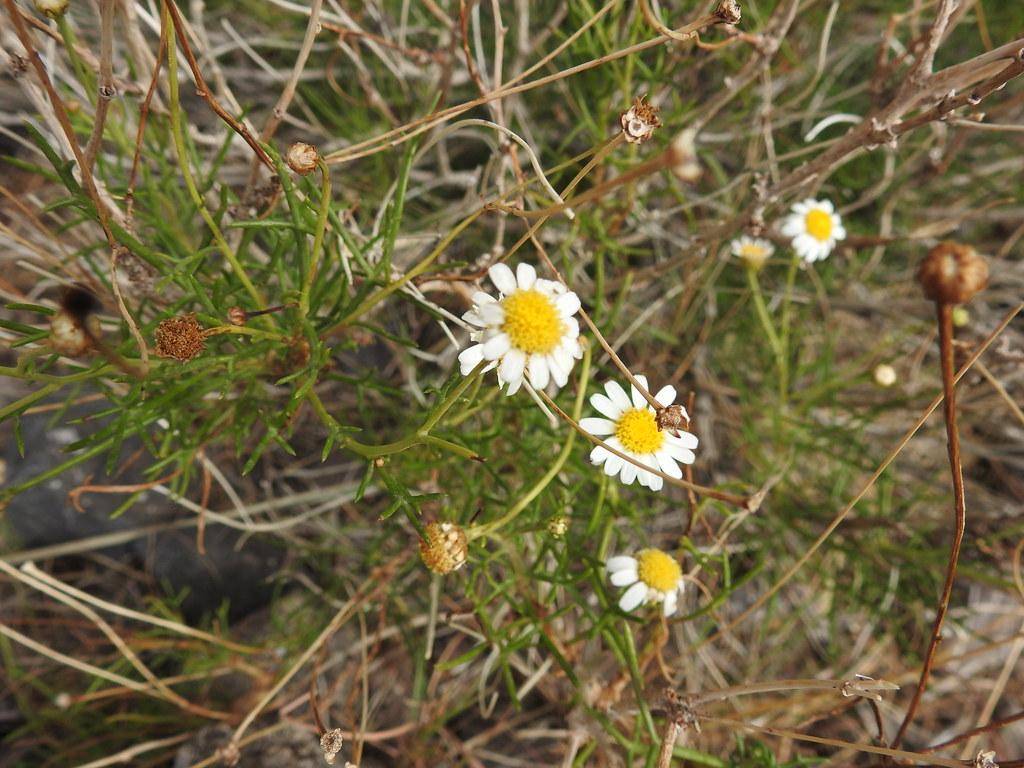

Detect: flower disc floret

[500,289,565,354]
[615,409,664,454]
[636,549,682,592]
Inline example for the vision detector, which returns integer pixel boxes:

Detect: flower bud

[227,306,248,326]
[917,242,988,305]
[285,142,319,175]
[714,0,742,24]
[873,363,897,388]
[667,129,700,182]
[547,515,569,538]
[50,310,101,356]
[419,521,468,574]
[34,0,69,18]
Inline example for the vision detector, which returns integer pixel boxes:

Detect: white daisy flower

[581,375,698,492]
[457,263,583,396]
[730,235,775,271]
[780,198,846,263]
[606,549,685,617]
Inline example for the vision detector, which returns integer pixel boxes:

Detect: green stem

[322,208,485,336]
[300,160,332,318]
[56,16,94,95]
[778,253,800,402]
[471,345,591,538]
[165,10,265,309]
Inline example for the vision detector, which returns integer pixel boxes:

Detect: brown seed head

[656,404,689,433]
[917,241,988,305]
[320,729,345,766]
[714,0,742,25]
[155,314,206,362]
[419,521,468,575]
[227,306,248,326]
[286,142,319,175]
[620,95,661,144]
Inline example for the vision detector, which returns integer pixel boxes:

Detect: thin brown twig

[83,0,115,172]
[892,302,968,748]
[162,0,273,169]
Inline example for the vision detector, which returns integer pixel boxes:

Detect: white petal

[498,349,526,386]
[818,199,834,214]
[516,262,536,290]
[488,263,516,295]
[504,376,522,396]
[546,352,568,388]
[604,381,631,411]
[553,346,574,377]
[606,555,638,572]
[603,454,624,477]
[620,461,637,485]
[630,375,649,409]
[780,215,803,237]
[609,568,638,587]
[472,291,496,306]
[636,469,653,489]
[527,355,550,390]
[664,442,696,464]
[832,221,847,241]
[648,473,664,492]
[590,445,610,465]
[478,302,504,325]
[667,430,699,451]
[656,451,683,479]
[618,582,649,612]
[555,292,581,317]
[663,591,678,617]
[590,393,622,420]
[458,344,485,375]
[654,385,676,407]
[580,417,616,435]
[482,333,511,360]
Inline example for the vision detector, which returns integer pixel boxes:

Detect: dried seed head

[34,0,69,18]
[227,306,248,326]
[419,521,468,575]
[155,314,206,362]
[50,310,101,356]
[667,128,700,182]
[320,729,345,766]
[917,241,988,305]
[714,0,742,25]
[974,751,998,768]
[547,515,569,538]
[286,142,319,175]
[873,363,897,388]
[620,95,661,144]
[656,404,689,433]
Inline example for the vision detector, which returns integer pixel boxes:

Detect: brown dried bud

[320,729,345,766]
[286,142,319,175]
[419,521,468,575]
[34,0,69,18]
[620,95,661,144]
[917,241,988,305]
[50,310,101,356]
[656,404,689,433]
[227,306,248,326]
[714,0,742,25]
[667,128,700,182]
[155,314,206,362]
[547,515,569,538]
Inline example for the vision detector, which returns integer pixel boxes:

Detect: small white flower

[780,198,846,263]
[581,375,698,492]
[730,235,775,271]
[606,549,685,617]
[457,263,583,396]
[873,363,897,388]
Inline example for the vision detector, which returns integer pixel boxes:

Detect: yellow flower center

[615,408,664,454]
[739,243,769,259]
[636,549,682,592]
[805,209,833,242]
[501,289,564,354]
